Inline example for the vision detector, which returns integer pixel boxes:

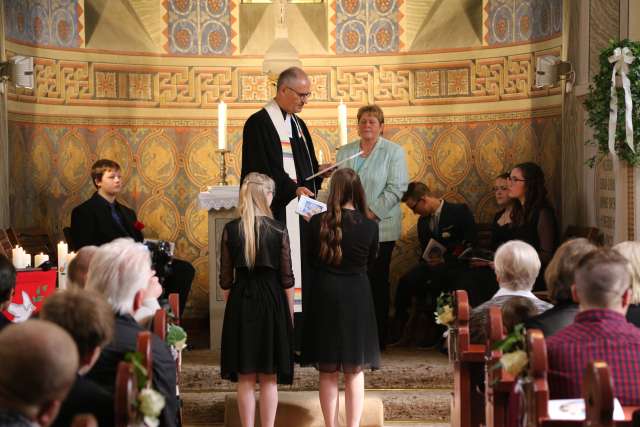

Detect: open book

[296,195,327,217]
[457,247,494,262]
[422,238,446,262]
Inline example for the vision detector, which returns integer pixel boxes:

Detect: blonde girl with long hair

[219,172,295,427]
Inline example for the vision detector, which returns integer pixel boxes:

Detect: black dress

[219,217,295,384]
[302,210,380,373]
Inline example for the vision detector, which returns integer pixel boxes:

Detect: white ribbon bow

[608,47,635,154]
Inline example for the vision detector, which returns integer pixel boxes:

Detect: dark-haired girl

[302,168,380,427]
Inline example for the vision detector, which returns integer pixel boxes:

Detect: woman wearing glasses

[335,104,408,350]
[507,162,558,269]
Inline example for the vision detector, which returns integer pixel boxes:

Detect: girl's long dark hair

[510,162,550,226]
[319,168,367,266]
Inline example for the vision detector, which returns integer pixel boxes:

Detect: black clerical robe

[240,108,323,222]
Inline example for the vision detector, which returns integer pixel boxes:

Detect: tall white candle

[57,241,68,267]
[12,246,22,269]
[338,100,348,146]
[34,253,49,268]
[218,100,227,150]
[318,150,324,165]
[21,251,31,269]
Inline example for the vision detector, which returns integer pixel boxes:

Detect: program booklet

[547,398,624,421]
[296,195,327,217]
[422,238,447,262]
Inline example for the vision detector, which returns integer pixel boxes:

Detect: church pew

[153,309,167,341]
[114,361,138,427]
[168,293,180,324]
[485,305,515,427]
[5,227,54,262]
[450,289,485,427]
[522,329,637,427]
[136,331,153,389]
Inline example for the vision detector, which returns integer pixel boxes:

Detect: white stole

[264,99,303,312]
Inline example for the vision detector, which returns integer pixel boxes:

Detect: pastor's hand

[296,186,314,198]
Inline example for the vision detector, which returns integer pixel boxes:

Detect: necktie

[110,203,127,234]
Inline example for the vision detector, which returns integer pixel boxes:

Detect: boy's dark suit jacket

[70,192,143,250]
[417,201,476,263]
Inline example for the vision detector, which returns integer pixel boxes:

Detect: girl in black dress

[302,168,380,427]
[219,172,295,427]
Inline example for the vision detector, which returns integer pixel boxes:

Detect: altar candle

[21,251,31,269]
[318,150,324,164]
[34,252,49,268]
[11,246,22,268]
[57,241,68,266]
[338,100,348,146]
[218,100,227,150]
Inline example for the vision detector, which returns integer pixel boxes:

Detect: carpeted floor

[181,348,453,426]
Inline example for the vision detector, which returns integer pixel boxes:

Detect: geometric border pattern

[8,48,562,107]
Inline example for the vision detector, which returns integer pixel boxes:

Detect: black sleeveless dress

[301,210,381,373]
[219,217,294,384]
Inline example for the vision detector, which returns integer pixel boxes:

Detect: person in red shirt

[546,248,640,405]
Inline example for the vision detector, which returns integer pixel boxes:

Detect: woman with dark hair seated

[525,238,597,337]
[507,162,559,278]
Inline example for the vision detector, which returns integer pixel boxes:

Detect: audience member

[393,181,476,346]
[66,246,98,289]
[525,238,596,336]
[70,159,193,315]
[613,241,640,327]
[501,296,537,333]
[85,238,178,427]
[40,289,115,427]
[547,249,640,405]
[0,254,16,330]
[469,240,552,344]
[0,320,78,426]
[507,162,558,288]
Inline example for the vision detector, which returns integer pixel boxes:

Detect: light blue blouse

[336,137,408,242]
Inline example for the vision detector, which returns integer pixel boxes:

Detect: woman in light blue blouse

[336,104,408,350]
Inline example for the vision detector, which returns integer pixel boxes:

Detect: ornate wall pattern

[4,0,83,48]
[8,111,561,317]
[165,0,236,55]
[8,48,561,107]
[334,0,402,54]
[484,0,562,46]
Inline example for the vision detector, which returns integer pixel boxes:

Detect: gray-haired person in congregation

[469,240,552,344]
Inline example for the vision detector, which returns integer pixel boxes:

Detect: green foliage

[584,39,640,166]
[124,351,149,389]
[491,323,526,353]
[435,292,453,315]
[166,324,187,347]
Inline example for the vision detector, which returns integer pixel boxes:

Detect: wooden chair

[114,361,138,427]
[0,229,12,258]
[450,289,485,427]
[6,227,54,262]
[136,331,153,389]
[153,309,167,341]
[168,293,180,325]
[523,329,637,427]
[485,305,515,427]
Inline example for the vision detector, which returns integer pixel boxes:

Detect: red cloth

[2,269,57,321]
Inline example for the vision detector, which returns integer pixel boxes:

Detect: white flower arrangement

[138,388,166,427]
[434,292,456,326]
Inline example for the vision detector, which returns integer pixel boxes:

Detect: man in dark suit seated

[0,320,78,427]
[40,289,115,427]
[70,159,193,315]
[392,181,476,346]
[85,238,178,427]
[0,254,16,330]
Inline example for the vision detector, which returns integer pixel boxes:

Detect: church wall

[5,0,563,319]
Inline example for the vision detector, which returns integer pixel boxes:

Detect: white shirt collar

[493,287,538,300]
[433,199,444,218]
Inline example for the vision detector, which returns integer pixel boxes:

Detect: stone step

[181,348,452,392]
[182,389,451,425]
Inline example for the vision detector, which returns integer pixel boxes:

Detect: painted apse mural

[6,0,563,320]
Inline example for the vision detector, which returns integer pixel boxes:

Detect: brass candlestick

[216,148,229,186]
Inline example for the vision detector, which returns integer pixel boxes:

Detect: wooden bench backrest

[524,328,549,427]
[114,361,138,427]
[153,309,167,341]
[584,361,615,427]
[136,331,153,388]
[485,305,515,427]
[168,293,180,325]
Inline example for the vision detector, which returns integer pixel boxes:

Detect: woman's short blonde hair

[545,238,596,304]
[494,240,541,291]
[356,104,384,124]
[613,241,640,304]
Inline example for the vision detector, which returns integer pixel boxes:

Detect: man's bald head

[0,320,78,408]
[67,246,98,289]
[275,67,311,114]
